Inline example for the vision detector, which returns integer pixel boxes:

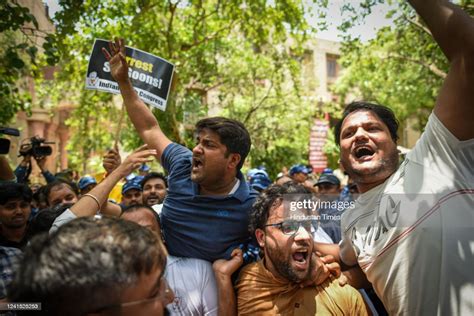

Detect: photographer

[14,137,55,184]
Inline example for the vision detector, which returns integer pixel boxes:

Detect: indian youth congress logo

[87,71,99,87]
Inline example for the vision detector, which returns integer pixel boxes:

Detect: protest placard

[85,39,174,111]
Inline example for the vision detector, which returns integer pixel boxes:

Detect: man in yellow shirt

[235,183,368,315]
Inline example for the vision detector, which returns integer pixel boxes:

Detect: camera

[0,127,20,154]
[19,136,54,158]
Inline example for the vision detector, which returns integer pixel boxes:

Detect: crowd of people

[0,0,473,315]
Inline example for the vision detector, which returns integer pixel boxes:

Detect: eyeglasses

[264,220,318,235]
[89,277,172,313]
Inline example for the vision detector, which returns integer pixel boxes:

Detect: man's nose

[192,143,204,155]
[354,127,369,141]
[294,225,311,241]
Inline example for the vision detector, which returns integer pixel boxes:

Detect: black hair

[334,101,399,146]
[0,183,32,205]
[43,180,79,206]
[28,204,73,237]
[8,217,167,316]
[195,117,251,170]
[141,172,168,189]
[249,182,311,234]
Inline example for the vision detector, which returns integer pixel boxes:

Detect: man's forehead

[268,199,317,221]
[144,178,165,186]
[124,189,141,195]
[341,110,384,129]
[2,198,28,205]
[196,128,222,142]
[122,209,154,221]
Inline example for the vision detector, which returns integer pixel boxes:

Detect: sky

[306,0,396,42]
[44,0,396,42]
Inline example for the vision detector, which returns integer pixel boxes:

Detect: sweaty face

[291,172,307,184]
[257,204,314,283]
[339,110,399,192]
[142,178,167,206]
[317,183,340,196]
[122,189,143,206]
[191,129,233,185]
[0,198,31,229]
[48,185,79,207]
[121,208,161,234]
[117,266,174,316]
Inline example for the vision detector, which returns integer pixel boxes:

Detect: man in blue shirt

[103,42,256,261]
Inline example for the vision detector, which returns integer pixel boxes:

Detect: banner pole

[114,102,125,148]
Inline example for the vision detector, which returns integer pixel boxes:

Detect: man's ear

[255,228,265,248]
[227,153,241,169]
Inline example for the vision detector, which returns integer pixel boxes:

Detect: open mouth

[292,249,309,266]
[192,157,203,169]
[354,146,375,160]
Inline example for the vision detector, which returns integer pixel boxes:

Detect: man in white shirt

[316,0,474,315]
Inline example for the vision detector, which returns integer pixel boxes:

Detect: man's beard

[265,244,313,283]
[343,148,399,184]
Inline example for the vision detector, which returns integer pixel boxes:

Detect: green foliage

[0,0,61,125]
[44,0,316,175]
[327,1,473,132]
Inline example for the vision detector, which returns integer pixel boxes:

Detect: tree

[40,0,319,176]
[325,0,472,130]
[0,0,62,125]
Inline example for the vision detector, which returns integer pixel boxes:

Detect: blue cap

[139,164,150,172]
[315,174,340,186]
[122,178,143,194]
[289,164,311,176]
[322,168,333,175]
[78,176,97,190]
[249,170,272,191]
[246,168,260,178]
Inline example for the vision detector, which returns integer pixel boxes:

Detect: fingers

[320,254,335,264]
[108,40,115,55]
[119,52,127,65]
[133,144,150,153]
[119,38,126,55]
[230,248,244,265]
[325,262,341,278]
[338,274,348,287]
[102,47,112,61]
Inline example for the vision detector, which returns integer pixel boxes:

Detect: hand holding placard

[86,38,174,111]
[102,38,129,84]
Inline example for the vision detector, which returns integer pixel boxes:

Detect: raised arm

[102,38,172,159]
[212,248,244,316]
[70,145,156,218]
[409,0,474,140]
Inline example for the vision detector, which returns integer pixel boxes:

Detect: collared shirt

[236,259,368,315]
[0,246,23,299]
[0,228,29,250]
[160,143,258,262]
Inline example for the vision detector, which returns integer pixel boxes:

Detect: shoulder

[316,278,368,314]
[162,142,191,160]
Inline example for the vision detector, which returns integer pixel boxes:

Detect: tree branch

[244,79,274,124]
[404,14,432,37]
[166,0,180,58]
[385,53,447,79]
